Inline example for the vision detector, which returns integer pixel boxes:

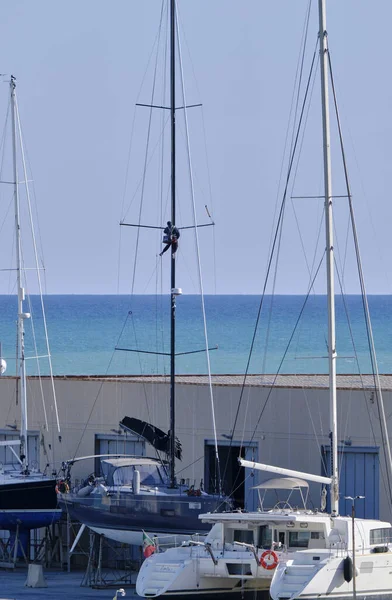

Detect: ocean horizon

[0,294,391,377]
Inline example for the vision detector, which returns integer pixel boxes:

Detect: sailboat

[270,2,392,597]
[57,0,231,546]
[137,1,392,598]
[0,77,62,542]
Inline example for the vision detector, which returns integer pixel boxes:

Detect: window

[111,464,165,487]
[0,431,39,470]
[370,528,392,545]
[94,434,145,475]
[289,531,310,548]
[258,525,273,548]
[233,529,254,544]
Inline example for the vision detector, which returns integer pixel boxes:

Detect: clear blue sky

[0,1,390,295]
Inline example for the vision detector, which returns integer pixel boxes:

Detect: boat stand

[0,524,28,568]
[33,522,64,568]
[81,530,138,588]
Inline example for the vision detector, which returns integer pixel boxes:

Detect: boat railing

[154,532,205,551]
[328,542,347,557]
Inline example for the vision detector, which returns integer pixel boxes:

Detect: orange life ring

[56,480,69,494]
[260,550,279,570]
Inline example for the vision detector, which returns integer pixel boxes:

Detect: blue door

[321,445,379,518]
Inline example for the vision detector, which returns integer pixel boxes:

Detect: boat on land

[0,76,61,541]
[57,0,231,544]
[137,1,392,598]
[270,2,392,596]
[136,476,335,597]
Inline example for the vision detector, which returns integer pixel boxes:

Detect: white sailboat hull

[88,526,195,548]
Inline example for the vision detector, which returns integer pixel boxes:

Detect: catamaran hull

[136,591,270,599]
[271,595,392,600]
[136,545,277,598]
[270,552,392,600]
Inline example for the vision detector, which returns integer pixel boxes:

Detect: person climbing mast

[159,220,180,257]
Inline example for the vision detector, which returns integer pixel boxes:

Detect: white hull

[271,547,392,600]
[136,544,275,597]
[89,526,201,548]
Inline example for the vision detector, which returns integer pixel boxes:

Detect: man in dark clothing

[159,221,180,257]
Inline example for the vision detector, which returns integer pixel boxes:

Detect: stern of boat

[136,547,192,597]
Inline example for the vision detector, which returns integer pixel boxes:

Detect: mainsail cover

[120,417,182,460]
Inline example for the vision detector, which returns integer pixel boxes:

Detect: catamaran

[137,1,392,598]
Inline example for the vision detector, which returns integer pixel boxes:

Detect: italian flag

[142,531,156,558]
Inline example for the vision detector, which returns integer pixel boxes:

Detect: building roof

[32,373,392,391]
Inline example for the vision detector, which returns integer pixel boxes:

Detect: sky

[0,1,391,295]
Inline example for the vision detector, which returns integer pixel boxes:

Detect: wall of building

[0,375,390,520]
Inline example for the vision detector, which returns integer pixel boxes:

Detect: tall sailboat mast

[319,0,339,515]
[169,0,177,488]
[10,76,29,471]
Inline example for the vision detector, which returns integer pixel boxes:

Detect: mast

[10,76,29,472]
[169,0,177,488]
[319,0,338,515]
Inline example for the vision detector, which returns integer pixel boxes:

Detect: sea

[0,294,391,377]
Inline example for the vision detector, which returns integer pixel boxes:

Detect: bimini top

[253,477,309,490]
[101,457,163,469]
[101,457,168,487]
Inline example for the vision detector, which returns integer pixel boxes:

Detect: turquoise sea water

[0,295,391,376]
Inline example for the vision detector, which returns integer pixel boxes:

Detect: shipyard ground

[0,569,138,599]
[0,568,273,599]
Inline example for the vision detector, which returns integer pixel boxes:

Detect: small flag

[142,530,156,558]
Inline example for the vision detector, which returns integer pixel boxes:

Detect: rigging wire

[120,0,167,222]
[220,256,325,507]
[129,3,166,297]
[174,8,217,294]
[266,3,312,266]
[15,98,51,431]
[15,93,61,466]
[248,256,325,447]
[176,6,222,494]
[258,10,315,381]
[222,36,319,487]
[328,50,392,507]
[333,262,384,488]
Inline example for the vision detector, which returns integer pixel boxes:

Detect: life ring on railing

[260,550,279,570]
[56,480,69,494]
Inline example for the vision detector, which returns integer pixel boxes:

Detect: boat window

[138,465,164,486]
[370,528,392,545]
[233,529,254,545]
[112,465,163,486]
[258,525,273,549]
[288,531,310,548]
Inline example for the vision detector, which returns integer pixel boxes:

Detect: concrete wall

[1,376,390,520]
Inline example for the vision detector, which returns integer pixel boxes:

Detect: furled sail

[120,417,182,460]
